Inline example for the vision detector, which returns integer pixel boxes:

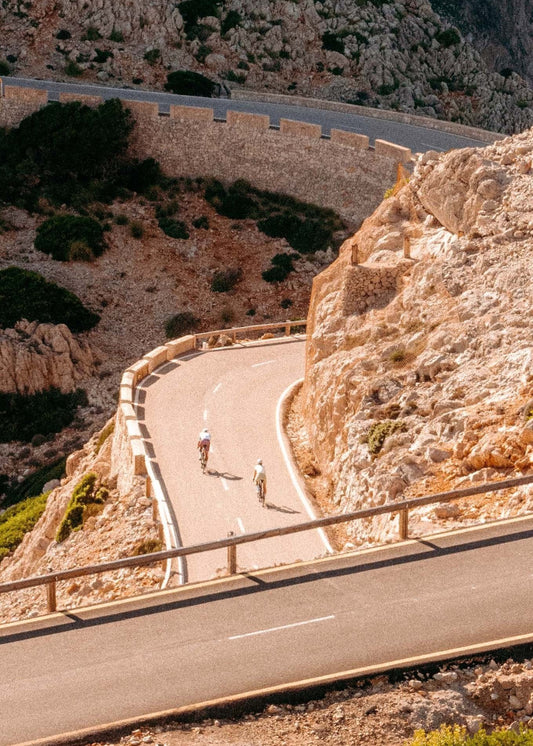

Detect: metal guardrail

[194,320,306,346]
[1,474,531,616]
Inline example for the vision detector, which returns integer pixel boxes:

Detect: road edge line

[276,379,333,554]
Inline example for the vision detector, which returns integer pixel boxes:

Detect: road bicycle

[256,480,265,507]
[199,446,208,473]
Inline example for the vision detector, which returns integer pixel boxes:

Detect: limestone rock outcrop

[300,126,533,546]
[0,319,96,395]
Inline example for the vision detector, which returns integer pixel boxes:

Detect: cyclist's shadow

[207,470,242,481]
[264,501,300,514]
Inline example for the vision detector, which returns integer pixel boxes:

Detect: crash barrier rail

[0,473,531,616]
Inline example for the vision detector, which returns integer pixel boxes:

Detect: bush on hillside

[178,0,220,29]
[121,158,164,194]
[0,99,134,209]
[221,10,241,35]
[0,60,10,76]
[35,215,106,261]
[1,458,66,509]
[0,492,49,561]
[158,217,189,239]
[164,311,199,338]
[409,724,533,745]
[204,179,346,254]
[0,388,88,443]
[0,267,100,331]
[211,268,242,292]
[365,420,406,456]
[164,70,217,97]
[56,472,109,542]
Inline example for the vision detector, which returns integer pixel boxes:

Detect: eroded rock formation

[0,319,96,395]
[300,127,533,546]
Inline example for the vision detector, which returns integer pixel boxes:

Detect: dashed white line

[228,615,335,640]
[251,360,275,368]
[221,478,229,492]
[203,408,208,421]
[213,383,222,393]
[237,517,245,533]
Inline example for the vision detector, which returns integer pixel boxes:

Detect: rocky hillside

[433,0,533,86]
[296,125,533,548]
[1,0,533,133]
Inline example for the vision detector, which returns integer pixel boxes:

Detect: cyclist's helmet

[257,458,263,465]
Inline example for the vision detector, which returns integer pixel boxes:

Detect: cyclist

[252,458,267,505]
[197,428,211,467]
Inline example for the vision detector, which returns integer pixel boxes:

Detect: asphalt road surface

[2,516,532,746]
[138,337,330,584]
[5,76,488,153]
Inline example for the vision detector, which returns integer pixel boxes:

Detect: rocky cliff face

[1,0,532,133]
[299,126,533,547]
[0,319,96,395]
[433,0,533,86]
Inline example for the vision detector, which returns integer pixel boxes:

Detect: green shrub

[1,458,66,509]
[82,26,102,41]
[366,420,406,456]
[262,265,290,283]
[377,83,396,95]
[435,28,461,48]
[193,215,209,229]
[108,28,124,42]
[158,217,189,239]
[164,70,216,96]
[93,48,113,63]
[35,215,105,261]
[65,60,83,77]
[144,48,161,65]
[114,213,129,225]
[130,220,144,238]
[122,158,164,194]
[56,472,109,542]
[0,60,11,76]
[211,268,242,292]
[95,421,115,454]
[280,298,292,309]
[322,31,344,53]
[0,492,49,561]
[179,0,220,29]
[0,99,134,209]
[408,724,533,745]
[56,29,71,39]
[165,311,199,338]
[0,266,100,331]
[0,388,88,443]
[221,10,241,35]
[132,538,163,555]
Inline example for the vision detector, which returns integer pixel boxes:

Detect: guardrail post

[146,475,152,498]
[285,322,291,336]
[227,531,237,575]
[47,580,57,612]
[399,509,409,540]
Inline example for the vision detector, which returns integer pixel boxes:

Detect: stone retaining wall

[0,85,415,225]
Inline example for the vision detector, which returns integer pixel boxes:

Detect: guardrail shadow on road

[2,518,531,647]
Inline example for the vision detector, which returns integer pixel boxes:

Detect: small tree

[165,70,216,97]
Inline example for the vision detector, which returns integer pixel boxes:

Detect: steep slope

[0,0,532,133]
[298,127,533,547]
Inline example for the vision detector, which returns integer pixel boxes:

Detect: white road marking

[237,517,245,533]
[276,381,333,554]
[221,478,229,492]
[203,408,208,421]
[228,615,335,640]
[213,383,222,393]
[251,360,275,368]
[422,142,444,151]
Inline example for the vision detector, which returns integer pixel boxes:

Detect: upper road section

[6,76,488,153]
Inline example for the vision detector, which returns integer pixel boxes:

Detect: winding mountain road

[5,76,488,153]
[137,337,330,584]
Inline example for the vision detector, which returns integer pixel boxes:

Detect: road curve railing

[0,319,532,617]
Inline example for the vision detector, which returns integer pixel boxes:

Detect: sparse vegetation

[35,215,106,262]
[165,311,199,338]
[0,492,49,561]
[0,60,11,75]
[158,217,189,239]
[366,420,407,456]
[56,472,109,542]
[211,268,242,292]
[193,215,209,229]
[262,252,296,283]
[435,27,461,48]
[0,388,88,443]
[143,48,161,65]
[130,220,144,239]
[1,458,66,509]
[132,538,163,555]
[322,31,344,53]
[204,179,346,254]
[409,725,533,745]
[221,10,241,35]
[95,422,115,454]
[0,267,100,331]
